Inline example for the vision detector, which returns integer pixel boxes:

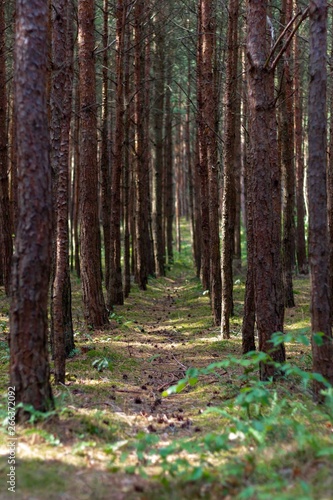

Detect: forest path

[0,250,318,500]
[91,261,229,435]
[0,248,243,500]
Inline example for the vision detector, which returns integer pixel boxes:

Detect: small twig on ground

[171,354,188,371]
[114,389,142,394]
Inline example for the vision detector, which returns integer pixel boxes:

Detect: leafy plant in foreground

[107,332,333,494]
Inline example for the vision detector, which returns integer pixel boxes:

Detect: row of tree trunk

[0,0,332,418]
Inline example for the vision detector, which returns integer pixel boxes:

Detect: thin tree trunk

[197,0,210,291]
[328,12,333,312]
[242,90,256,353]
[193,135,202,277]
[164,61,174,266]
[123,5,131,298]
[294,28,308,275]
[50,0,75,384]
[78,0,108,327]
[308,0,333,399]
[133,0,149,289]
[0,1,12,295]
[100,0,111,289]
[152,11,166,277]
[108,0,124,307]
[221,0,239,336]
[279,0,295,308]
[73,80,81,278]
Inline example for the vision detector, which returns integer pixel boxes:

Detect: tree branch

[270,7,309,72]
[264,7,309,71]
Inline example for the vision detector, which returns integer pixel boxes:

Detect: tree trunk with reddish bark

[152,11,166,277]
[50,0,75,384]
[246,0,285,379]
[100,0,111,289]
[78,0,108,327]
[0,1,12,295]
[164,61,174,267]
[279,0,295,308]
[108,0,125,307]
[133,0,150,289]
[221,0,239,336]
[10,0,54,420]
[308,0,333,399]
[294,29,308,275]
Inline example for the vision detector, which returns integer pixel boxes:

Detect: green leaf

[317,447,333,457]
[312,332,325,346]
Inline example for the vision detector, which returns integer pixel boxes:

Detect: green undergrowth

[0,224,332,499]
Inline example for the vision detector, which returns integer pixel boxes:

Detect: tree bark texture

[279,0,295,308]
[10,0,54,419]
[294,30,308,275]
[50,0,75,384]
[100,0,111,290]
[197,0,210,291]
[123,11,131,298]
[133,0,150,290]
[152,11,166,277]
[246,0,285,379]
[0,1,12,295]
[308,0,333,398]
[201,0,222,327]
[221,0,239,336]
[164,61,174,266]
[242,96,256,353]
[78,0,108,327]
[108,0,125,307]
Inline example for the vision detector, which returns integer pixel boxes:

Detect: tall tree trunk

[221,0,239,336]
[175,109,182,254]
[78,0,108,327]
[108,0,124,307]
[197,0,210,291]
[247,0,285,379]
[193,135,202,277]
[73,80,81,278]
[233,86,242,272]
[144,34,155,277]
[123,6,131,298]
[242,89,256,353]
[133,0,150,289]
[50,0,75,384]
[152,11,166,277]
[0,1,12,295]
[164,61,174,266]
[10,0,54,420]
[328,12,333,312]
[279,0,295,308]
[100,0,111,289]
[308,0,333,398]
[203,0,222,327]
[294,28,308,275]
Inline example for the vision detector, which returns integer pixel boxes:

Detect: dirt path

[92,270,221,437]
[1,265,232,500]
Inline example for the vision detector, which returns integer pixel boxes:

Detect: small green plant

[0,340,10,361]
[16,403,56,424]
[0,320,8,333]
[92,357,110,372]
[68,347,81,358]
[109,311,124,325]
[25,428,60,446]
[107,333,333,489]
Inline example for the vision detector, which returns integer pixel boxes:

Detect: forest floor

[0,232,333,499]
